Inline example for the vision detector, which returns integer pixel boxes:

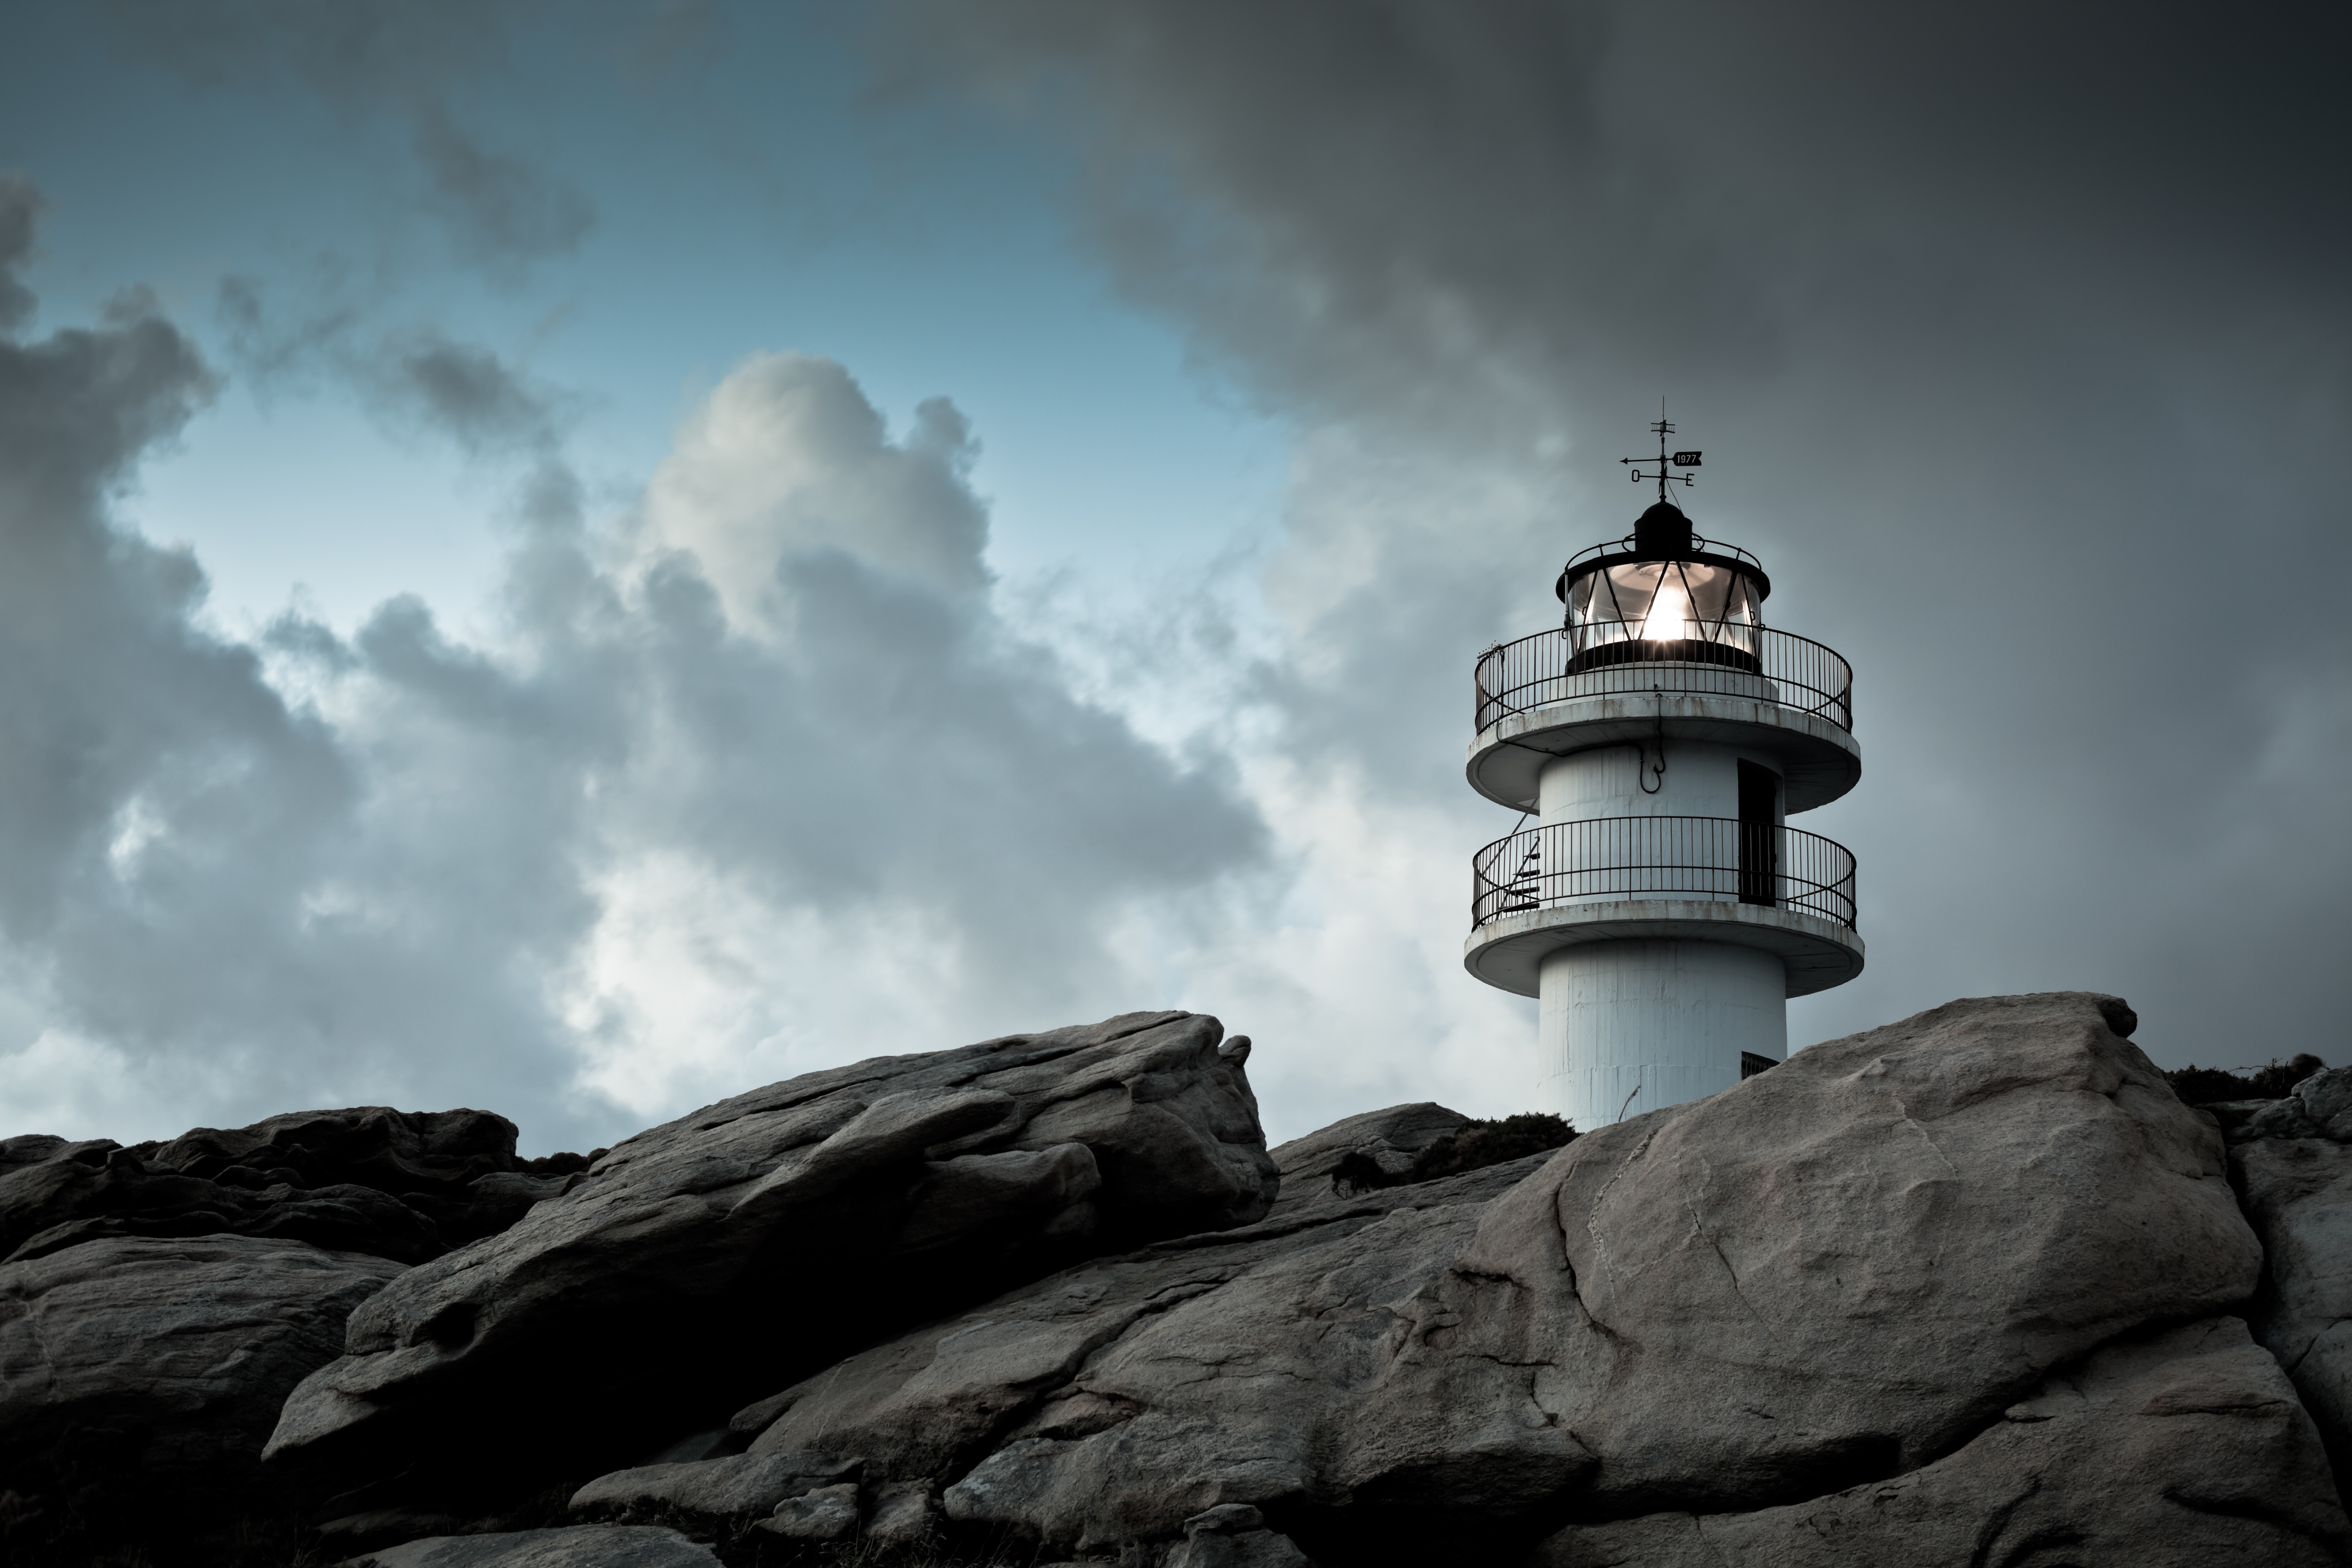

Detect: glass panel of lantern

[1569,561,1763,655]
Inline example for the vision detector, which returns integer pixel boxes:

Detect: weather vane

[1620,399,1701,503]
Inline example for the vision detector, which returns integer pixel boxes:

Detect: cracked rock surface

[731,1153,1547,1546]
[268,1011,1276,1498]
[719,992,2278,1562]
[2230,1063,2352,1497]
[1533,1315,2350,1566]
[0,1234,404,1503]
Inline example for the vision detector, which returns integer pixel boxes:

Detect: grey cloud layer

[0,187,1264,1147]
[4,0,2338,1162]
[900,0,2352,1065]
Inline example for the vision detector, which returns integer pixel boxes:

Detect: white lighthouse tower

[1463,418,1864,1128]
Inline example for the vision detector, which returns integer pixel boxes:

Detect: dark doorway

[1737,760,1779,906]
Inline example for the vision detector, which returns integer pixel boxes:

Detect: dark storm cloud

[387,333,567,456]
[216,278,568,459]
[0,175,37,333]
[411,104,595,271]
[895,0,2352,1067]
[102,0,595,273]
[0,183,1266,1146]
[898,0,2344,422]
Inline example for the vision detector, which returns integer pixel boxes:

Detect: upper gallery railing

[1474,622,1853,735]
[1471,816,1859,931]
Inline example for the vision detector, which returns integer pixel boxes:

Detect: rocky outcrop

[16,990,2348,1568]
[1533,1316,2348,1566]
[1261,1103,1470,1220]
[2228,1064,2352,1496]
[0,1234,404,1503]
[0,1145,444,1266]
[2237,1064,2352,1145]
[151,1106,590,1249]
[268,1011,1278,1503]
[342,1525,720,1567]
[0,1108,580,1267]
[712,993,2278,1562]
[152,1105,514,1186]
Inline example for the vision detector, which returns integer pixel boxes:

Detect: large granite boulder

[2228,1064,2352,1494]
[711,993,2280,1561]
[1533,1316,2350,1566]
[0,1109,580,1267]
[724,1151,1548,1489]
[268,1011,1278,1504]
[0,1234,404,1507]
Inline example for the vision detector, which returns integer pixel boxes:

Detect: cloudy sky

[0,0,2342,1153]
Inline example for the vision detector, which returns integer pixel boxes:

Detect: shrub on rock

[1267,1103,1470,1194]
[1330,1112,1574,1194]
[2168,1053,2326,1106]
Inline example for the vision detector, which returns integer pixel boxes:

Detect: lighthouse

[1463,418,1864,1129]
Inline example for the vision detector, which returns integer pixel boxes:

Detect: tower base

[1536,939,1786,1131]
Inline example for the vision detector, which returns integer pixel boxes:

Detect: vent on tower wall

[1740,1052,1779,1080]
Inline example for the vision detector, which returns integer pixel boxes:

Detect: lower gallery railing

[1472,816,1858,931]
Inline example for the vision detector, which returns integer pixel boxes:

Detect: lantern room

[1556,501,1769,671]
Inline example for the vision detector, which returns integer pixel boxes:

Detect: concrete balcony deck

[1463,815,1865,998]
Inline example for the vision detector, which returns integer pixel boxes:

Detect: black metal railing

[1473,623,1852,734]
[1471,816,1858,931]
[1561,534,1768,584]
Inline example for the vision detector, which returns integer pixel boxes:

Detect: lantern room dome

[1633,500,1694,557]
